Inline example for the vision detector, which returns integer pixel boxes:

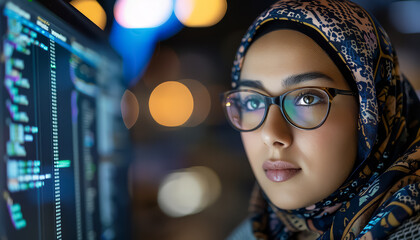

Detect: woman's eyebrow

[238,72,333,91]
[237,80,268,92]
[282,72,334,87]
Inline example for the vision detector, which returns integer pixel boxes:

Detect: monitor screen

[0,0,130,239]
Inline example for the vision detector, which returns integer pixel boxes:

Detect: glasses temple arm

[335,89,358,96]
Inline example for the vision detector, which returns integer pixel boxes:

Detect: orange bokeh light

[121,90,139,129]
[70,0,107,30]
[149,81,194,127]
[175,0,227,27]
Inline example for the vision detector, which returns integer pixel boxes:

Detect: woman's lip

[265,169,301,182]
[263,160,301,182]
[263,160,299,170]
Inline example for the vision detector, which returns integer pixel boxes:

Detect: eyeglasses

[221,87,356,132]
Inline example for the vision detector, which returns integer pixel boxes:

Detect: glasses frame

[221,86,357,132]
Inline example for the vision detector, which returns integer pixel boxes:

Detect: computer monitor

[0,0,130,239]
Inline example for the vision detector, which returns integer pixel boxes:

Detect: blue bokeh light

[109,5,183,87]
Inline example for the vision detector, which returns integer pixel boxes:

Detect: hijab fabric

[231,0,420,239]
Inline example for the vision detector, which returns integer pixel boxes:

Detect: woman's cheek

[241,132,266,173]
[296,112,357,184]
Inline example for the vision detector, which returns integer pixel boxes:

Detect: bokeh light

[179,79,211,127]
[114,0,173,28]
[158,171,203,217]
[191,166,221,206]
[121,90,139,129]
[157,166,221,217]
[149,81,194,127]
[175,0,227,27]
[70,0,107,30]
[109,22,157,86]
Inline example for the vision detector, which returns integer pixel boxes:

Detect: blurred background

[67,0,420,239]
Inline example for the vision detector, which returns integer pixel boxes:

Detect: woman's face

[239,30,359,210]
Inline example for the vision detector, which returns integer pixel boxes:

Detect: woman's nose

[260,105,293,148]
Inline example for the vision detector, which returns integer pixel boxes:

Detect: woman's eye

[296,94,323,106]
[244,98,264,111]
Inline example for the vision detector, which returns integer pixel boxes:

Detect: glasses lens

[224,91,266,131]
[283,88,330,129]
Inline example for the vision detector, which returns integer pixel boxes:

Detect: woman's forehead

[239,30,349,94]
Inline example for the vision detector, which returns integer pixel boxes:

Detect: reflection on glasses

[221,87,356,131]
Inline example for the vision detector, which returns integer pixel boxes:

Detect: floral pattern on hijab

[231,0,420,239]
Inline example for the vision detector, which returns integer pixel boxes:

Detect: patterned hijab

[231,0,420,239]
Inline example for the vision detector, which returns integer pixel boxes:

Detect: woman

[221,0,420,239]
